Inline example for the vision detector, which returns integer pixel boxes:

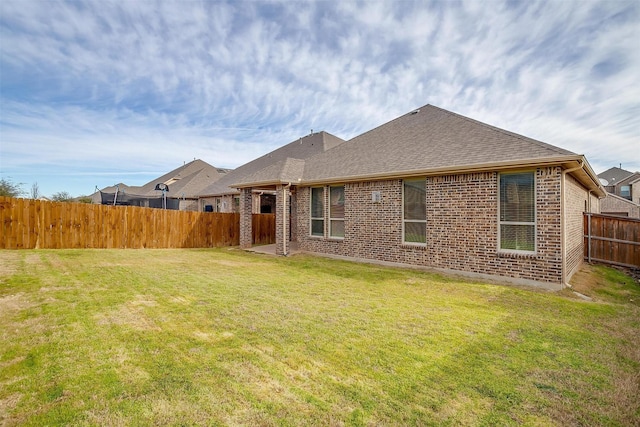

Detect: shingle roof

[617,172,640,187]
[597,167,634,186]
[227,104,604,196]
[301,104,577,183]
[136,159,230,198]
[201,131,345,196]
[234,158,306,186]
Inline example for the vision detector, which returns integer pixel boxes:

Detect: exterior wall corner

[239,188,253,248]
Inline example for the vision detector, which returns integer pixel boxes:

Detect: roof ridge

[345,105,431,142]
[429,105,575,156]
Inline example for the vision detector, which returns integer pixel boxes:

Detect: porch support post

[239,187,253,248]
[275,184,290,256]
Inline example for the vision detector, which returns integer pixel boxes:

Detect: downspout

[561,160,585,288]
[283,183,291,256]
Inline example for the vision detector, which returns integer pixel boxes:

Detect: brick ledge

[496,251,540,260]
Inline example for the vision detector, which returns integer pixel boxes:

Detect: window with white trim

[310,187,324,237]
[403,179,426,244]
[499,171,535,252]
[329,186,345,238]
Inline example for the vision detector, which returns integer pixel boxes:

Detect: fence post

[587,213,592,264]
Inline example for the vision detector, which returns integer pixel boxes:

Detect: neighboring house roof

[199,131,345,196]
[603,192,640,206]
[101,183,131,193]
[233,104,605,196]
[616,172,640,187]
[135,159,231,199]
[601,193,640,218]
[92,160,229,203]
[597,167,634,186]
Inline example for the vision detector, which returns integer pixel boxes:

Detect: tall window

[499,172,535,252]
[329,186,345,238]
[620,185,631,199]
[403,179,426,244]
[310,187,324,237]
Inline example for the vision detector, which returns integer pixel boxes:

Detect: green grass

[1,249,638,426]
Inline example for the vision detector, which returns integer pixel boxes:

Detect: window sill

[327,237,344,242]
[496,251,539,260]
[401,244,427,250]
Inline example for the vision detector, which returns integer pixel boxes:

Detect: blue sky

[1,0,639,197]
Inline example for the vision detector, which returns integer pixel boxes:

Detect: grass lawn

[0,249,638,426]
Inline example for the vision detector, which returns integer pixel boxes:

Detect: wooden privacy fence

[0,197,275,249]
[584,213,640,269]
[253,213,276,245]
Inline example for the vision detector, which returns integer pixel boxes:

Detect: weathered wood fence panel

[252,214,276,245]
[584,213,640,268]
[0,196,273,249]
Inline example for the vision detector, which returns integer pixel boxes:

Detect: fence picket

[0,196,274,250]
[584,213,640,268]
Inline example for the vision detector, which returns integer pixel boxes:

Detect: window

[329,186,345,238]
[310,187,324,236]
[403,179,426,244]
[620,185,630,199]
[499,172,535,252]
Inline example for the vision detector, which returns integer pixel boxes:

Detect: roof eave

[229,155,606,197]
[232,179,293,190]
[301,156,583,185]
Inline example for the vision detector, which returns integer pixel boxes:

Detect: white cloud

[1,0,638,196]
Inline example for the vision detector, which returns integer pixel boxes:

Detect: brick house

[597,167,640,218]
[233,105,605,289]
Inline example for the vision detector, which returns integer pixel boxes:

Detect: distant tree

[76,196,93,204]
[30,182,40,199]
[51,191,74,202]
[0,177,25,197]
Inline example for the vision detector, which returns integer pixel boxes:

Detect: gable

[201,131,345,196]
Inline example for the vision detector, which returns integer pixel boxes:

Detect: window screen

[311,187,324,236]
[403,179,426,244]
[329,186,345,238]
[499,172,535,251]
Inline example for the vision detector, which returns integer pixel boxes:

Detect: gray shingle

[302,105,578,183]
[201,131,345,195]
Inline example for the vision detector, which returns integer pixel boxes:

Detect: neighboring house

[597,167,640,217]
[233,104,605,290]
[600,193,640,218]
[198,131,345,214]
[92,160,231,211]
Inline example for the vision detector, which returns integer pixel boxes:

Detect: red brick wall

[275,185,289,255]
[296,168,566,286]
[239,188,253,248]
